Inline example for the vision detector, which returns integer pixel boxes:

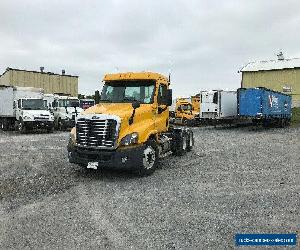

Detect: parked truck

[237,87,292,127]
[44,94,83,130]
[67,72,194,175]
[0,86,54,132]
[199,90,237,125]
[169,98,197,125]
[190,95,201,113]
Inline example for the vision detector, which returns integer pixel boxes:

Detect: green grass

[291,107,300,126]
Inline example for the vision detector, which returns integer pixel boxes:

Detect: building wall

[242,68,300,107]
[0,70,78,96]
[0,71,10,86]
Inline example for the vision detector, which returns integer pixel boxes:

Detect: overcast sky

[0,0,299,97]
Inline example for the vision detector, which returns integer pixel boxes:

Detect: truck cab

[0,86,54,133]
[15,98,54,132]
[44,94,83,130]
[175,99,195,125]
[170,98,196,125]
[68,72,194,175]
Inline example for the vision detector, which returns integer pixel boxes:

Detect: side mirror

[132,101,140,109]
[177,107,182,112]
[166,89,172,106]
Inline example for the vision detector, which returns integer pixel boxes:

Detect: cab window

[158,84,168,105]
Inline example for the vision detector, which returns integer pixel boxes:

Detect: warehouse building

[240,53,300,107]
[0,67,78,97]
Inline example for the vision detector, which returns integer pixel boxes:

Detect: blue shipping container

[238,88,292,119]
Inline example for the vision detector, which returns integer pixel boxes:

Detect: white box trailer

[0,86,54,132]
[200,90,237,122]
[0,86,14,117]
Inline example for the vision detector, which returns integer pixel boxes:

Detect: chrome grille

[76,118,117,148]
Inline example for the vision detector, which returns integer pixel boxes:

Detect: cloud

[0,0,300,97]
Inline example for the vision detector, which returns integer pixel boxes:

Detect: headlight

[70,130,76,143]
[120,132,139,146]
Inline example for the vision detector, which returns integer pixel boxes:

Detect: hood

[82,103,134,120]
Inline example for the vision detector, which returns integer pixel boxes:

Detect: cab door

[154,83,169,132]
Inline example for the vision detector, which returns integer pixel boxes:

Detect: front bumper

[24,120,54,129]
[68,141,145,169]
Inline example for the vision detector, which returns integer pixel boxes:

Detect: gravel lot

[0,126,299,249]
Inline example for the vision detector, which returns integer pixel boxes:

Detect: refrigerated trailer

[237,87,292,127]
[199,90,237,125]
[0,86,54,132]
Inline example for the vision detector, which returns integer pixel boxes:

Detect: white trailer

[44,94,83,130]
[0,86,54,132]
[200,90,237,124]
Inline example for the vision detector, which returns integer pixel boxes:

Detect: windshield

[100,80,155,104]
[58,99,79,107]
[22,99,46,110]
[180,104,192,111]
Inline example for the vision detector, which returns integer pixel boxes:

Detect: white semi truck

[200,90,237,125]
[44,94,83,130]
[0,86,54,132]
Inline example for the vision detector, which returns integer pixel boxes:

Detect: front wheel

[138,140,158,176]
[47,126,54,133]
[17,119,26,133]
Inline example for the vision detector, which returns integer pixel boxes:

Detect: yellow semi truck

[170,96,200,125]
[68,72,194,175]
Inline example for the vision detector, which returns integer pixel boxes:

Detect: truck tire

[17,118,26,133]
[138,140,158,176]
[58,118,64,131]
[47,126,54,133]
[172,131,188,156]
[0,118,8,131]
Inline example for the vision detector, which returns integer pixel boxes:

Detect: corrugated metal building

[0,67,78,97]
[240,55,300,107]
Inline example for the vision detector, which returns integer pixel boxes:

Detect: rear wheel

[138,140,158,176]
[0,118,8,131]
[172,131,188,156]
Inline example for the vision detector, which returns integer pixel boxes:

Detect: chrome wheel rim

[143,146,155,169]
[18,122,23,131]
